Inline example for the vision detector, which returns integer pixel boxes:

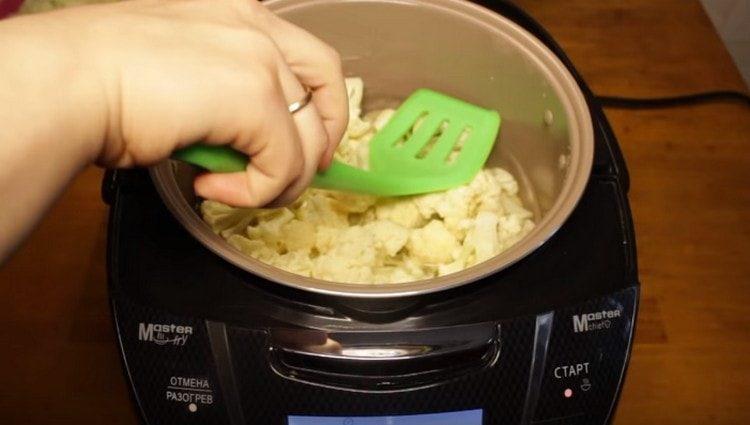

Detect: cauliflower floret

[311,225,382,283]
[335,132,371,168]
[322,226,378,266]
[498,215,535,250]
[295,194,348,227]
[314,226,338,253]
[313,254,374,283]
[201,200,256,237]
[327,191,378,214]
[366,220,409,257]
[375,199,424,228]
[401,257,430,279]
[487,167,520,195]
[347,118,372,139]
[227,235,278,263]
[374,266,424,284]
[500,194,534,219]
[408,220,460,264]
[438,259,466,277]
[245,208,294,250]
[412,185,476,238]
[279,220,316,253]
[371,109,396,131]
[498,214,523,238]
[501,221,535,251]
[463,211,500,264]
[271,251,314,277]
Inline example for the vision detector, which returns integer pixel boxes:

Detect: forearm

[0,0,348,263]
[0,13,104,262]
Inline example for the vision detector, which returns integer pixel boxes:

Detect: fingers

[251,9,348,169]
[194,65,304,207]
[269,59,329,205]
[194,34,328,208]
[180,3,343,207]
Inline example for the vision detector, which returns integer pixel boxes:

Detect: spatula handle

[313,161,416,196]
[173,144,400,196]
[172,145,248,173]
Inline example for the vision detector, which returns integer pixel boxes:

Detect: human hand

[38,0,348,207]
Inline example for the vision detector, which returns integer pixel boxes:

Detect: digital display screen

[288,409,483,425]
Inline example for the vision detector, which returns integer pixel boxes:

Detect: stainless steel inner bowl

[150,0,594,298]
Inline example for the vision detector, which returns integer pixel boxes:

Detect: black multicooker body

[104,2,639,424]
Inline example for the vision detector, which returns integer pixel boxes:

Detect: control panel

[110,286,636,425]
[530,287,637,424]
[112,298,231,424]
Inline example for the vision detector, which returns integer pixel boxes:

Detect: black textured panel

[228,319,535,424]
[113,297,230,424]
[533,288,637,423]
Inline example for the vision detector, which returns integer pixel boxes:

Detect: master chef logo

[572,309,621,333]
[138,322,193,346]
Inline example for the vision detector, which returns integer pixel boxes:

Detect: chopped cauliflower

[375,199,424,228]
[368,220,409,257]
[201,77,535,284]
[407,220,460,264]
[463,211,500,263]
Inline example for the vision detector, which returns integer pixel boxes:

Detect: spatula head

[368,89,501,193]
[172,89,501,197]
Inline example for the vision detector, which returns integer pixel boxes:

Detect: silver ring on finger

[288,88,313,114]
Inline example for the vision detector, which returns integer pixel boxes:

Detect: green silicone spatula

[173,89,501,196]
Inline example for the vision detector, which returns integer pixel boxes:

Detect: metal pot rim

[150,0,594,298]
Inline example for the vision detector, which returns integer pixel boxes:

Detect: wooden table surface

[1,0,749,423]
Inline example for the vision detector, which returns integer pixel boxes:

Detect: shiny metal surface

[266,322,501,391]
[288,88,313,114]
[150,0,595,297]
[270,323,498,361]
